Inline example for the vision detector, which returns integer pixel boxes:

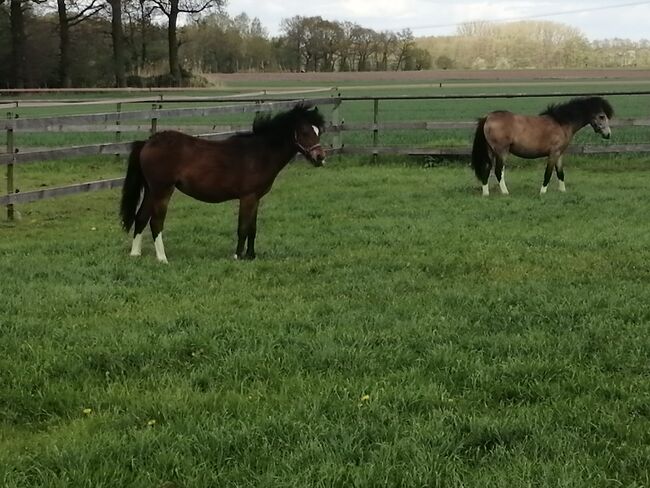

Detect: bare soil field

[207,69,650,84]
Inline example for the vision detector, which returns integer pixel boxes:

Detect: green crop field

[2,77,650,487]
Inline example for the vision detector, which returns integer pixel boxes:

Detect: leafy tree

[375,31,398,71]
[150,0,223,84]
[107,0,126,86]
[435,54,453,69]
[279,15,307,71]
[55,0,104,87]
[394,29,414,70]
[350,25,375,71]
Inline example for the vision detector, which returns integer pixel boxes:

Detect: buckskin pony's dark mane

[234,104,325,144]
[540,96,614,126]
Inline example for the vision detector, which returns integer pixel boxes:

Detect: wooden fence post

[115,102,121,160]
[331,96,342,160]
[373,98,379,164]
[150,103,158,136]
[6,112,15,221]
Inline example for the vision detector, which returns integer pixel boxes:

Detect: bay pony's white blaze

[154,233,168,263]
[130,233,143,256]
[558,181,566,192]
[499,169,509,195]
[482,184,489,196]
[312,125,319,136]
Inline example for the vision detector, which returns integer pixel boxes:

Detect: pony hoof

[233,254,240,260]
[129,252,141,257]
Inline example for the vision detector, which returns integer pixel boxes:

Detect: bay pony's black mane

[233,104,325,142]
[540,96,614,125]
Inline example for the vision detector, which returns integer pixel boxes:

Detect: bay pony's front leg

[494,155,509,195]
[540,153,560,195]
[245,201,260,260]
[234,194,259,260]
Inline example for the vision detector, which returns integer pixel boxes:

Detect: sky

[224,0,650,40]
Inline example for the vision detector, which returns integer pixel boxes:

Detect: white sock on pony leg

[482,184,489,196]
[130,233,143,256]
[498,170,509,195]
[154,233,168,263]
[540,185,548,195]
[558,180,566,192]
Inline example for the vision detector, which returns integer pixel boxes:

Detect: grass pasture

[2,77,650,487]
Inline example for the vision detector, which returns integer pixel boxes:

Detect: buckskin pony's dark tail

[120,140,146,232]
[471,117,491,183]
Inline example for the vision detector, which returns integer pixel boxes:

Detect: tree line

[0,0,227,88]
[0,1,431,88]
[1,3,650,89]
[419,21,650,70]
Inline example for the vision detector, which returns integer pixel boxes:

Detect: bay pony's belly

[175,169,240,203]
[509,144,549,159]
[486,112,564,159]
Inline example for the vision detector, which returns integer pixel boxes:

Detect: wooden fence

[1,97,342,219]
[3,91,650,220]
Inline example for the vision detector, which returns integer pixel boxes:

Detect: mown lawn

[1,157,649,487]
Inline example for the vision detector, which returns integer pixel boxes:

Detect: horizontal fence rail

[21,123,252,133]
[342,144,650,156]
[0,87,333,109]
[0,148,345,207]
[335,90,650,101]
[0,177,124,206]
[21,117,650,134]
[3,91,650,219]
[0,131,253,166]
[3,97,337,131]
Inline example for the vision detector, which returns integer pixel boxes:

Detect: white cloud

[340,0,414,18]
[225,0,650,40]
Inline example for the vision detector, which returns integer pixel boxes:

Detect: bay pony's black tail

[119,140,146,232]
[471,117,491,183]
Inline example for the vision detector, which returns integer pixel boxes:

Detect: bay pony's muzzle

[295,128,326,166]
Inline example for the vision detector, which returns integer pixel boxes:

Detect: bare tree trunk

[56,0,71,88]
[109,0,126,87]
[167,0,180,84]
[9,0,25,88]
[138,0,148,70]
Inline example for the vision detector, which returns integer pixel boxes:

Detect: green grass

[2,156,650,487]
[2,77,650,486]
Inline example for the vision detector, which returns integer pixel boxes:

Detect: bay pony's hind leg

[245,199,260,260]
[130,187,151,257]
[149,187,175,263]
[480,156,491,197]
[555,156,566,192]
[234,194,259,260]
[540,154,558,195]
